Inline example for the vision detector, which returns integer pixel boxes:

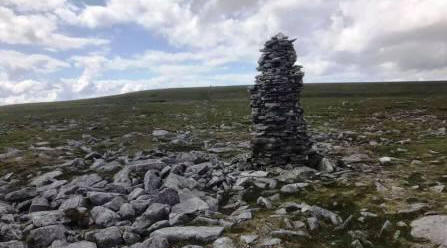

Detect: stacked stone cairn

[249,33,313,168]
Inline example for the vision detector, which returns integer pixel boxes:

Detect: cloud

[0,50,70,80]
[0,6,108,50]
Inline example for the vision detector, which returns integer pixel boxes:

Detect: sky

[0,0,446,105]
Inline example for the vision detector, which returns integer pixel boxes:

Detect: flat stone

[85,226,123,248]
[0,241,26,248]
[27,224,66,248]
[87,191,121,206]
[410,215,447,247]
[65,241,97,248]
[150,226,224,242]
[0,201,15,215]
[280,183,309,193]
[29,197,50,212]
[213,237,235,248]
[29,210,67,227]
[5,187,37,202]
[59,195,87,211]
[30,170,63,186]
[240,234,258,244]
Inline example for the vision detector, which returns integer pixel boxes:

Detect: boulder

[90,206,119,227]
[213,237,235,248]
[29,197,50,212]
[85,226,123,248]
[144,170,161,193]
[26,224,66,248]
[410,215,447,247]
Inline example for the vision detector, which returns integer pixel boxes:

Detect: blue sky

[0,0,446,105]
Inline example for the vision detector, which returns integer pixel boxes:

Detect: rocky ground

[0,84,446,248]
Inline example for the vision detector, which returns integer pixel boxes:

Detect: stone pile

[249,33,312,168]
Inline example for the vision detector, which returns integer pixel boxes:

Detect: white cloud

[0,6,108,50]
[0,50,69,79]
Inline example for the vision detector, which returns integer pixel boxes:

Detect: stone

[29,197,50,212]
[144,170,161,193]
[90,206,119,227]
[85,226,123,248]
[87,191,121,206]
[0,201,15,215]
[0,223,22,241]
[154,188,180,206]
[213,237,235,248]
[103,196,127,211]
[27,224,67,248]
[5,187,37,202]
[119,203,136,219]
[132,203,170,233]
[240,234,258,244]
[64,241,97,248]
[280,183,309,193]
[29,210,67,227]
[128,188,145,201]
[257,196,273,209]
[0,241,26,248]
[308,206,342,225]
[379,157,393,165]
[30,170,63,186]
[113,167,132,187]
[259,238,281,247]
[150,226,224,242]
[410,215,447,247]
[59,195,87,211]
[318,158,336,172]
[249,33,313,168]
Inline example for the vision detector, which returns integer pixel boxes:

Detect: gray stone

[29,210,67,227]
[259,238,281,247]
[213,237,235,248]
[0,223,22,241]
[128,188,145,201]
[59,195,86,211]
[5,187,37,202]
[163,173,197,191]
[90,206,119,227]
[27,224,66,248]
[276,167,316,183]
[128,159,166,175]
[113,167,132,187]
[154,188,180,206]
[308,206,342,225]
[132,203,170,233]
[240,234,258,244]
[271,229,309,239]
[119,203,136,219]
[29,197,50,212]
[85,226,123,248]
[410,215,447,247]
[319,158,336,172]
[144,170,161,193]
[280,183,309,193]
[257,196,273,209]
[87,192,121,206]
[65,241,97,248]
[150,226,224,242]
[30,170,63,187]
[0,201,15,215]
[0,241,26,248]
[103,196,127,211]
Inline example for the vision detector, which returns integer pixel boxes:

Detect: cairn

[249,33,313,168]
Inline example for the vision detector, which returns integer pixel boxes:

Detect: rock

[103,196,127,211]
[113,167,132,187]
[29,210,67,227]
[280,183,309,193]
[240,234,258,244]
[0,223,22,241]
[398,203,429,214]
[342,153,371,164]
[147,220,170,234]
[213,237,235,248]
[5,187,37,202]
[171,196,209,216]
[144,170,161,193]
[259,238,281,247]
[152,130,170,137]
[29,197,50,212]
[132,203,170,233]
[308,206,342,225]
[257,196,273,209]
[128,188,145,201]
[59,195,87,211]
[0,241,26,248]
[150,226,224,242]
[30,170,63,187]
[0,201,15,215]
[132,236,169,248]
[163,173,197,190]
[87,192,121,206]
[128,159,166,175]
[154,188,180,206]
[122,229,141,245]
[27,224,66,248]
[430,185,445,193]
[307,217,319,231]
[277,167,316,183]
[379,157,393,165]
[378,220,392,237]
[85,226,123,248]
[410,215,447,247]
[319,158,336,172]
[90,206,119,227]
[119,203,136,219]
[64,241,97,248]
